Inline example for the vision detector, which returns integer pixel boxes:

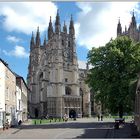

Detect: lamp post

[80,88,83,118]
[61,97,63,119]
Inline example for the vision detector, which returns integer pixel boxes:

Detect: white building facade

[16,76,28,123]
[0,59,16,127]
[0,59,28,128]
[0,59,6,128]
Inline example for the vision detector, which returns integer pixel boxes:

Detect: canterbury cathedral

[27,11,93,118]
[117,11,140,132]
[117,11,140,42]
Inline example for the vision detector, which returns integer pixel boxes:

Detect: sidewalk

[0,118,138,139]
[108,122,140,138]
[0,127,21,137]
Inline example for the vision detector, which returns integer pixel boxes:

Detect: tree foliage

[86,36,140,117]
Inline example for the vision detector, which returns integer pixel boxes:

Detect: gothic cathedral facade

[27,11,91,118]
[117,11,140,132]
[117,11,140,41]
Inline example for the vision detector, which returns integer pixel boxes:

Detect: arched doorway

[69,109,76,118]
[35,108,39,118]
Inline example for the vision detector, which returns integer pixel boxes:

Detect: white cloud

[3,45,29,58]
[78,60,92,69]
[78,60,87,69]
[0,2,57,34]
[75,2,140,49]
[7,35,21,43]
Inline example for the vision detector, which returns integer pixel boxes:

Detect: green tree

[87,36,140,118]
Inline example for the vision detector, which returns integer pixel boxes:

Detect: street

[0,118,138,139]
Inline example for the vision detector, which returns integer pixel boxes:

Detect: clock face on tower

[63,50,69,58]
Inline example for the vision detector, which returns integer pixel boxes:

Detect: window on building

[65,78,68,82]
[12,91,15,101]
[62,40,64,46]
[6,69,9,78]
[68,41,70,47]
[6,87,9,100]
[40,72,43,80]
[19,100,21,110]
[80,88,83,96]
[65,86,71,95]
[39,72,43,90]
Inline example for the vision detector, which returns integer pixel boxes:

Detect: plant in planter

[6,112,10,116]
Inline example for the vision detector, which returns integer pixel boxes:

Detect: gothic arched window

[65,86,71,95]
[39,72,43,80]
[39,72,43,89]
[68,41,70,47]
[62,40,64,46]
[80,88,83,96]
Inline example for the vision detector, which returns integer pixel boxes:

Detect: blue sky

[0,2,140,80]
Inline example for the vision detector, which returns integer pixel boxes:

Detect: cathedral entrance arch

[69,109,76,118]
[35,108,39,118]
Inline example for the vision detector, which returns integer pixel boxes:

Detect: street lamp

[80,88,83,117]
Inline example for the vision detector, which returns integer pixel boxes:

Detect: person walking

[97,114,100,121]
[101,114,103,121]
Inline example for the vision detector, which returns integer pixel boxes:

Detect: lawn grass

[32,118,64,125]
[111,116,132,119]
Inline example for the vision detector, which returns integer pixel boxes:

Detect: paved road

[0,118,138,139]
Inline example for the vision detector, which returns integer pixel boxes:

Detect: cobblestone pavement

[0,118,139,139]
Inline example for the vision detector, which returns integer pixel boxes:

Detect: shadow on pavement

[5,121,139,139]
[19,122,114,130]
[74,128,113,139]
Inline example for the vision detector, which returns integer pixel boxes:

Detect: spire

[55,9,61,34]
[48,16,53,40]
[49,16,52,27]
[117,17,122,36]
[125,25,127,32]
[63,21,67,34]
[36,26,41,46]
[43,34,47,46]
[70,15,74,28]
[31,31,35,43]
[30,31,35,50]
[131,9,136,27]
[133,9,134,17]
[55,9,60,25]
[86,62,89,70]
[69,14,75,36]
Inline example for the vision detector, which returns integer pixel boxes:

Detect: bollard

[114,122,119,129]
[34,120,36,125]
[3,126,5,131]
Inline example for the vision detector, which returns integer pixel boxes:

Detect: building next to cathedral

[27,10,93,119]
[0,59,28,128]
[117,11,140,133]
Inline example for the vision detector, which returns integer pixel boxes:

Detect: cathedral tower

[117,10,140,42]
[117,18,122,37]
[27,11,82,118]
